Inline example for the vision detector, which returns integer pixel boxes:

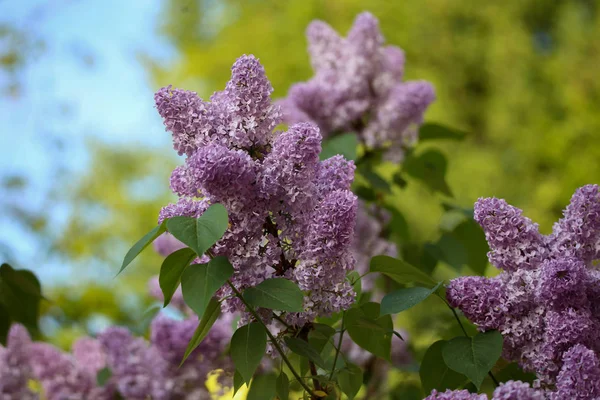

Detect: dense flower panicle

[0,325,37,399]
[554,344,600,399]
[473,197,547,271]
[448,184,600,393]
[492,380,546,400]
[548,184,600,263]
[281,12,435,160]
[446,276,506,330]
[156,55,358,324]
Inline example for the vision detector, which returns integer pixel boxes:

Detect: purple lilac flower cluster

[445,184,600,397]
[155,55,358,325]
[279,12,435,161]
[0,318,231,399]
[425,380,545,400]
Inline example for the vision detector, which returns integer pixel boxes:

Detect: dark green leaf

[181,297,221,365]
[320,133,358,161]
[181,256,233,318]
[442,331,503,389]
[392,170,408,189]
[354,185,377,201]
[166,203,229,256]
[359,167,391,193]
[420,340,468,393]
[244,278,304,313]
[451,220,489,275]
[119,222,167,275]
[309,323,337,353]
[317,311,342,326]
[247,373,277,400]
[0,264,43,336]
[233,370,245,396]
[419,123,466,141]
[96,367,112,386]
[404,149,453,197]
[0,303,10,346]
[276,371,290,400]
[345,302,392,361]
[284,337,326,369]
[231,322,267,384]
[380,282,442,315]
[337,363,363,400]
[495,362,537,384]
[159,248,197,307]
[369,255,437,288]
[435,234,469,272]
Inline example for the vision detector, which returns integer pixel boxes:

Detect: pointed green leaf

[181,297,221,365]
[276,371,289,400]
[337,363,363,400]
[420,340,468,393]
[119,222,167,275]
[159,248,196,307]
[230,322,267,384]
[380,282,442,315]
[369,255,436,288]
[345,302,392,361]
[243,278,304,313]
[181,256,233,318]
[320,132,358,161]
[284,336,326,369]
[404,149,453,197]
[247,373,277,400]
[419,123,466,141]
[442,331,503,389]
[308,323,336,353]
[166,203,229,256]
[96,367,112,386]
[233,370,245,396]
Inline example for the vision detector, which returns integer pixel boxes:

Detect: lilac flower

[155,55,358,325]
[280,12,435,160]
[0,325,37,400]
[447,184,600,392]
[554,344,600,399]
[491,380,546,400]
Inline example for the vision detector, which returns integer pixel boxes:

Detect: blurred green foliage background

[2,0,599,388]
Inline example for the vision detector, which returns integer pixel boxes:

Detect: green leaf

[358,167,391,193]
[434,234,469,271]
[284,336,326,369]
[119,221,167,275]
[230,322,267,384]
[0,303,10,346]
[96,367,112,386]
[0,264,43,336]
[166,203,229,256]
[181,256,233,318]
[495,362,537,384]
[345,302,392,361]
[244,278,304,313]
[419,123,466,141]
[420,340,468,393]
[347,271,362,301]
[233,370,245,396]
[309,323,337,353]
[337,363,363,400]
[442,331,503,389]
[247,373,277,400]
[404,149,453,197]
[134,303,162,335]
[159,248,197,307]
[276,371,290,400]
[369,255,437,288]
[451,220,489,275]
[320,133,358,161]
[380,282,442,315]
[181,297,221,365]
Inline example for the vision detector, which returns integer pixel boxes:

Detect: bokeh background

[1,0,599,364]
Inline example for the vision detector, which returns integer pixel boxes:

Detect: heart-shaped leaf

[345,302,392,361]
[166,203,229,256]
[181,256,233,318]
[181,297,221,365]
[159,248,197,307]
[442,331,503,389]
[119,221,167,275]
[369,256,437,288]
[337,363,363,400]
[380,282,442,315]
[230,322,267,384]
[243,278,304,313]
[420,340,468,393]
